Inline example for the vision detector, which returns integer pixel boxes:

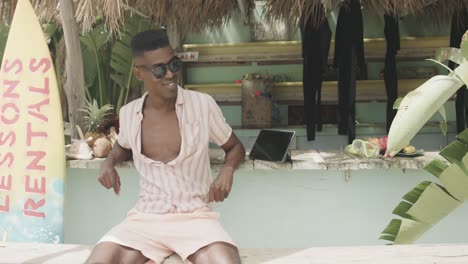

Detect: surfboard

[0,0,66,243]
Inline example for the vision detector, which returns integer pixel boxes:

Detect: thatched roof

[0,0,467,35]
[264,0,468,27]
[0,0,252,37]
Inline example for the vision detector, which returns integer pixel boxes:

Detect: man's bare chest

[140,112,181,164]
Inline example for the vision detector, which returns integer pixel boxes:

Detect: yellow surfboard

[0,0,66,243]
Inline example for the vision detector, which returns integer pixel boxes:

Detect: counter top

[67,149,443,171]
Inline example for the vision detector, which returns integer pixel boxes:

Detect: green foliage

[0,23,10,63]
[79,99,113,133]
[81,15,156,115]
[380,129,468,244]
[42,22,65,106]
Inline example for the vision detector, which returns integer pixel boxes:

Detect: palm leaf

[110,15,152,113]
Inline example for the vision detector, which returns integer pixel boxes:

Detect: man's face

[134,46,179,100]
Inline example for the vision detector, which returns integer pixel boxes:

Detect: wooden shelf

[185,79,427,104]
[182,37,448,64]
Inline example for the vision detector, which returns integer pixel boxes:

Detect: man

[85,29,245,264]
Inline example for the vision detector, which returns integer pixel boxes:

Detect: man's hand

[98,160,121,196]
[208,166,234,202]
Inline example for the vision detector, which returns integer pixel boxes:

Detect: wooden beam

[185,79,428,104]
[182,37,448,64]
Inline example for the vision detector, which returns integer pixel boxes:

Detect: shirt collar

[135,86,184,114]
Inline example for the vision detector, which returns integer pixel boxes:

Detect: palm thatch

[0,0,466,36]
[263,0,468,28]
[0,0,253,37]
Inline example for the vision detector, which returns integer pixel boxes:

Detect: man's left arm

[208,133,245,202]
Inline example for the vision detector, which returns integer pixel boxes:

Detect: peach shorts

[97,207,237,264]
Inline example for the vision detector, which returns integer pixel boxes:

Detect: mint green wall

[64,168,468,247]
[186,65,303,84]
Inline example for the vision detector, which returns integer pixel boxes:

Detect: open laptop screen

[249,130,295,162]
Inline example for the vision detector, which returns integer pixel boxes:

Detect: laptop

[249,129,296,162]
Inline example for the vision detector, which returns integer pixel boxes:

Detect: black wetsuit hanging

[450,5,468,133]
[300,7,332,141]
[334,0,366,144]
[383,11,400,133]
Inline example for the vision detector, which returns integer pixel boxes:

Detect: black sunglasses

[136,56,182,79]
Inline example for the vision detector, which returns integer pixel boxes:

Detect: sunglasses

[136,56,182,79]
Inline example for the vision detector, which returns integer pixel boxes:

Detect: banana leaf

[439,139,468,164]
[393,218,431,244]
[456,129,468,144]
[402,181,431,204]
[80,23,109,107]
[381,182,461,244]
[437,162,468,201]
[385,34,468,156]
[380,218,430,244]
[79,15,157,115]
[381,130,468,244]
[424,159,448,178]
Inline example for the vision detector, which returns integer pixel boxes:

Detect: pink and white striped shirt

[117,86,232,214]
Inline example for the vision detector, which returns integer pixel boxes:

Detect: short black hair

[131,29,170,56]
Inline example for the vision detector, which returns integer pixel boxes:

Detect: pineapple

[79,99,114,147]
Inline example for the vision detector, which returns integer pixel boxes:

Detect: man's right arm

[98,142,132,195]
[105,142,133,167]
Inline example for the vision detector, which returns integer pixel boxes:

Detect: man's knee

[189,242,241,264]
[85,242,147,264]
[85,242,118,264]
[211,247,241,264]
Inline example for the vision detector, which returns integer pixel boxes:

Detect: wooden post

[59,0,86,139]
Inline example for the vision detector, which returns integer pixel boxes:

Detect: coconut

[93,138,112,158]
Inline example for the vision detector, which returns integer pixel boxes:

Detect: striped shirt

[117,86,232,214]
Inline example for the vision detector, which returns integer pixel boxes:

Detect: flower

[379,136,388,150]
[254,90,262,97]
